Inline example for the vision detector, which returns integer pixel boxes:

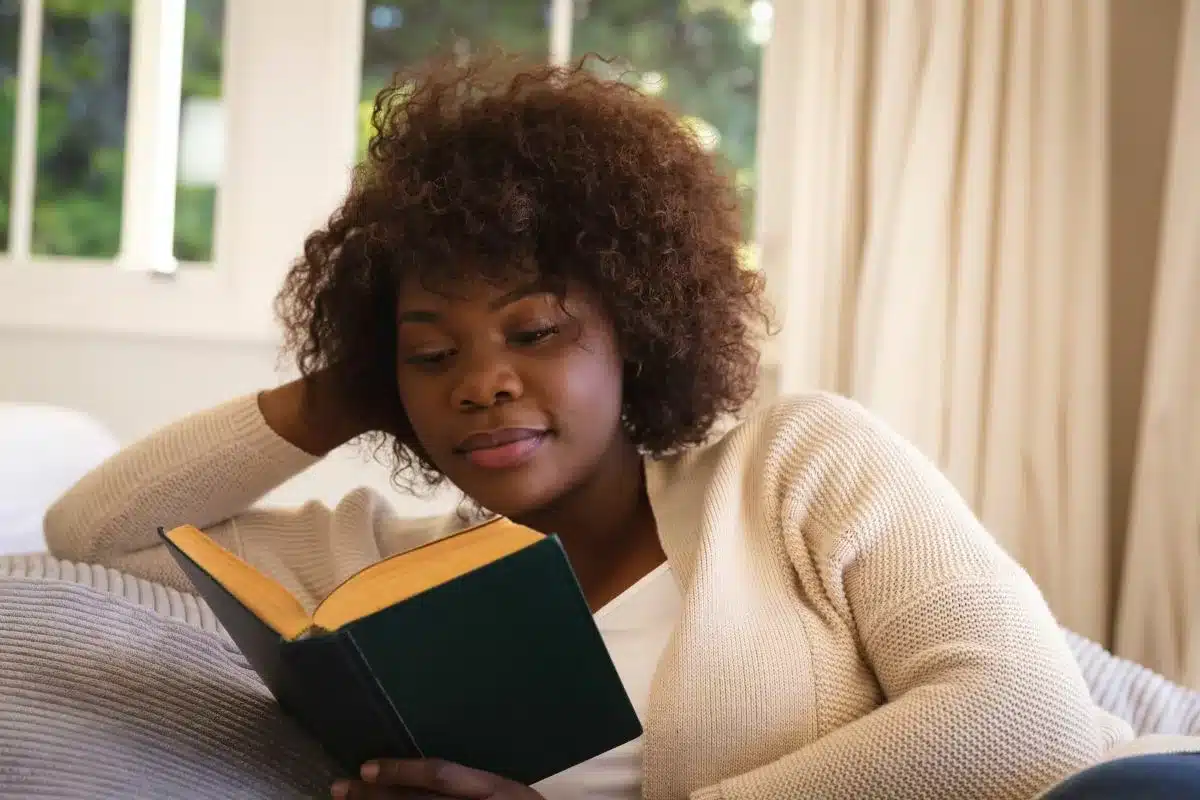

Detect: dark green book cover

[159,529,643,785]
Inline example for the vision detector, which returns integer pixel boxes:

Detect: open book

[160,518,641,785]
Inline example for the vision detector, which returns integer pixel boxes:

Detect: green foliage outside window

[0,0,222,260]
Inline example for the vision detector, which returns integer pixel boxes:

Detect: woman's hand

[331,759,546,799]
[258,371,377,457]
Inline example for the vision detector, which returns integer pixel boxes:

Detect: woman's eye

[510,326,559,346]
[405,350,453,366]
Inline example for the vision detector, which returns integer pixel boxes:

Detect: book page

[163,525,313,640]
[311,518,543,632]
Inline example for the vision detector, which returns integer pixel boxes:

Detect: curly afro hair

[277,52,770,490]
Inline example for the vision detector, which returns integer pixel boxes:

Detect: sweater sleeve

[693,396,1108,800]
[43,394,322,585]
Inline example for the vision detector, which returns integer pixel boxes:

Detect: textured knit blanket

[0,556,336,798]
[2,554,1200,799]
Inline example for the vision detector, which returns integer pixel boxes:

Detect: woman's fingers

[334,759,543,799]
[330,779,408,798]
[332,777,453,799]
[364,758,500,798]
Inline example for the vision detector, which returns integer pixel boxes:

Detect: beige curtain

[1114,0,1200,686]
[766,0,1112,641]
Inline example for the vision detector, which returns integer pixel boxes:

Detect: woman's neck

[515,433,648,552]
[513,434,663,607]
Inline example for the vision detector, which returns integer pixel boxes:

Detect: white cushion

[0,404,120,555]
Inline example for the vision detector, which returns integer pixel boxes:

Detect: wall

[0,327,458,516]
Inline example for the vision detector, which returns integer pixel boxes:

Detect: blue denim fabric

[1043,753,1200,799]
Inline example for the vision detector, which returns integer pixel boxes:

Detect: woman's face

[394,274,628,517]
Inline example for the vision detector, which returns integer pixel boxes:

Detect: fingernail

[330,780,349,798]
[360,762,380,781]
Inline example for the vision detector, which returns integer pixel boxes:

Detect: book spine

[337,632,423,759]
[280,633,419,773]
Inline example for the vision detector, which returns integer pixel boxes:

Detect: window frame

[0,0,364,341]
[0,0,794,354]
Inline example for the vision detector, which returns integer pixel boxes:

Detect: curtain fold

[773,0,1111,641]
[1114,0,1200,686]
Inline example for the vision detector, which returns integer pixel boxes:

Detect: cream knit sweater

[44,391,1134,800]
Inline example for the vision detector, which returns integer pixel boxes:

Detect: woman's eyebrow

[488,282,552,311]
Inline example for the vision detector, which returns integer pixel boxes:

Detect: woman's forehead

[396,266,570,305]
[398,253,535,288]
[399,275,531,304]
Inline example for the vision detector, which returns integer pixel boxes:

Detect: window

[2,1,787,344]
[359,0,771,244]
[0,1,22,253]
[175,0,224,262]
[360,0,549,156]
[0,0,222,264]
[33,0,132,259]
[573,0,770,245]
[1,2,361,339]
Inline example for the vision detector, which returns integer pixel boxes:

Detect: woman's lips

[457,431,547,470]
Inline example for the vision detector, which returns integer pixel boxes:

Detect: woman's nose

[449,354,523,410]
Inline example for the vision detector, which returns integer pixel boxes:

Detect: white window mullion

[116,0,186,275]
[8,0,43,261]
[549,0,573,66]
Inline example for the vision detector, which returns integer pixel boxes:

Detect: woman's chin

[454,474,565,527]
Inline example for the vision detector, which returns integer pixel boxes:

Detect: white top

[534,563,682,799]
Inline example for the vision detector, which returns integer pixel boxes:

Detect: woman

[45,55,1147,799]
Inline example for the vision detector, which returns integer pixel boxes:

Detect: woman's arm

[694,574,1105,799]
[693,397,1109,800]
[43,375,369,576]
[256,370,374,458]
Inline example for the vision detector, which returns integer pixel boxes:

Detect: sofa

[1,404,1198,797]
